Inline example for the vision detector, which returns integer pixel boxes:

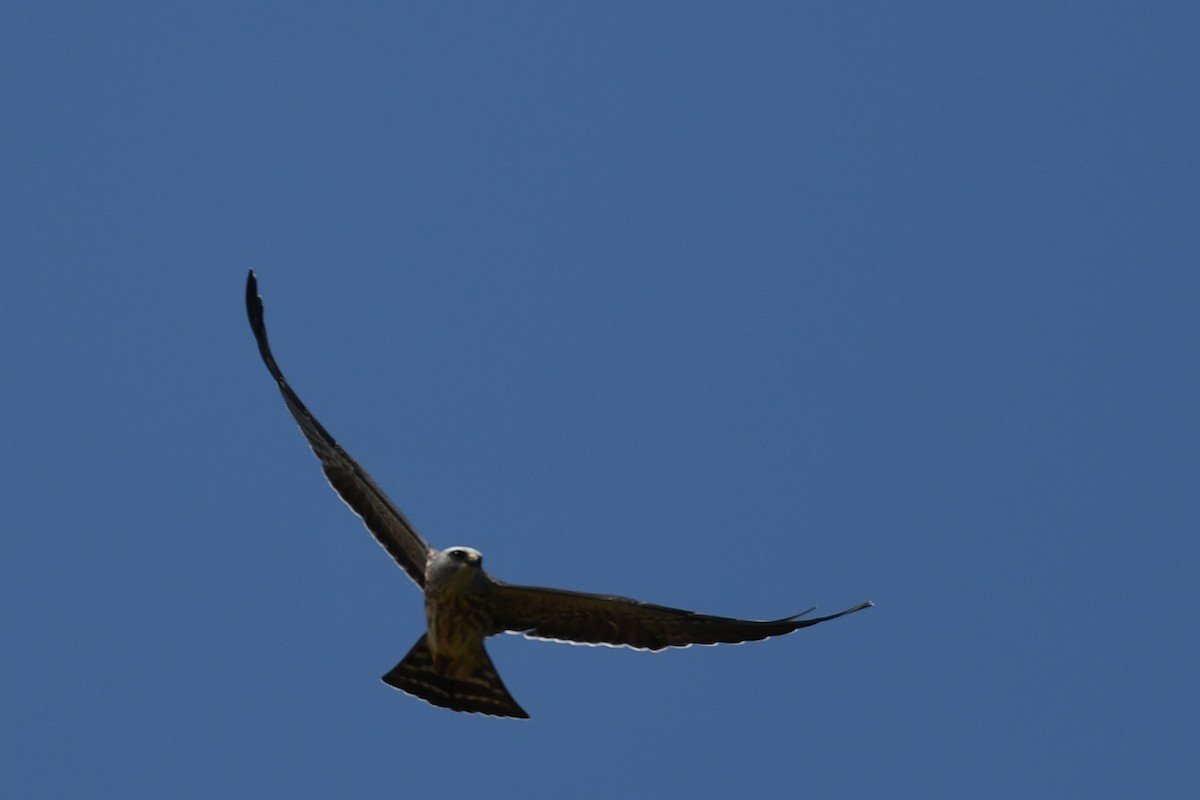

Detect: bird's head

[445,546,483,567]
[426,546,487,589]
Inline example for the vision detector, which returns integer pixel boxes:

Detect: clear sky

[3,3,1197,798]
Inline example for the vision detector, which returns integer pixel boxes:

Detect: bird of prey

[245,271,871,718]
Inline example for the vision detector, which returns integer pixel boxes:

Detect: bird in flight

[245,271,871,718]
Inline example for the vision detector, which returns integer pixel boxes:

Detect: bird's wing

[489,582,871,651]
[245,271,434,588]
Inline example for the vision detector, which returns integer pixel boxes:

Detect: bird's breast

[424,584,492,669]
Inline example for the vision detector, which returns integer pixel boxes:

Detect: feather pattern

[491,582,872,651]
[246,272,433,588]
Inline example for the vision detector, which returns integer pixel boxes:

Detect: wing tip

[787,599,874,629]
[245,270,266,338]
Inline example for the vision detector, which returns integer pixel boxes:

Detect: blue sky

[3,2,1197,797]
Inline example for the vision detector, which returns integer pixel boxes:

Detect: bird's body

[245,272,871,718]
[423,549,493,674]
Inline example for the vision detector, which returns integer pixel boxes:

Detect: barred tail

[381,635,529,719]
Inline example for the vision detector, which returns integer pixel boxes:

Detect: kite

[246,271,871,718]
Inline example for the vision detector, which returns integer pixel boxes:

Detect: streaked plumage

[246,271,871,718]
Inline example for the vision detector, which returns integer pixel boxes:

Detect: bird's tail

[381,634,529,719]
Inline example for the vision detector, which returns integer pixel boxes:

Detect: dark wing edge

[245,271,433,587]
[489,581,872,651]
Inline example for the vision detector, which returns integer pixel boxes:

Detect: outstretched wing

[490,582,871,651]
[245,271,434,588]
